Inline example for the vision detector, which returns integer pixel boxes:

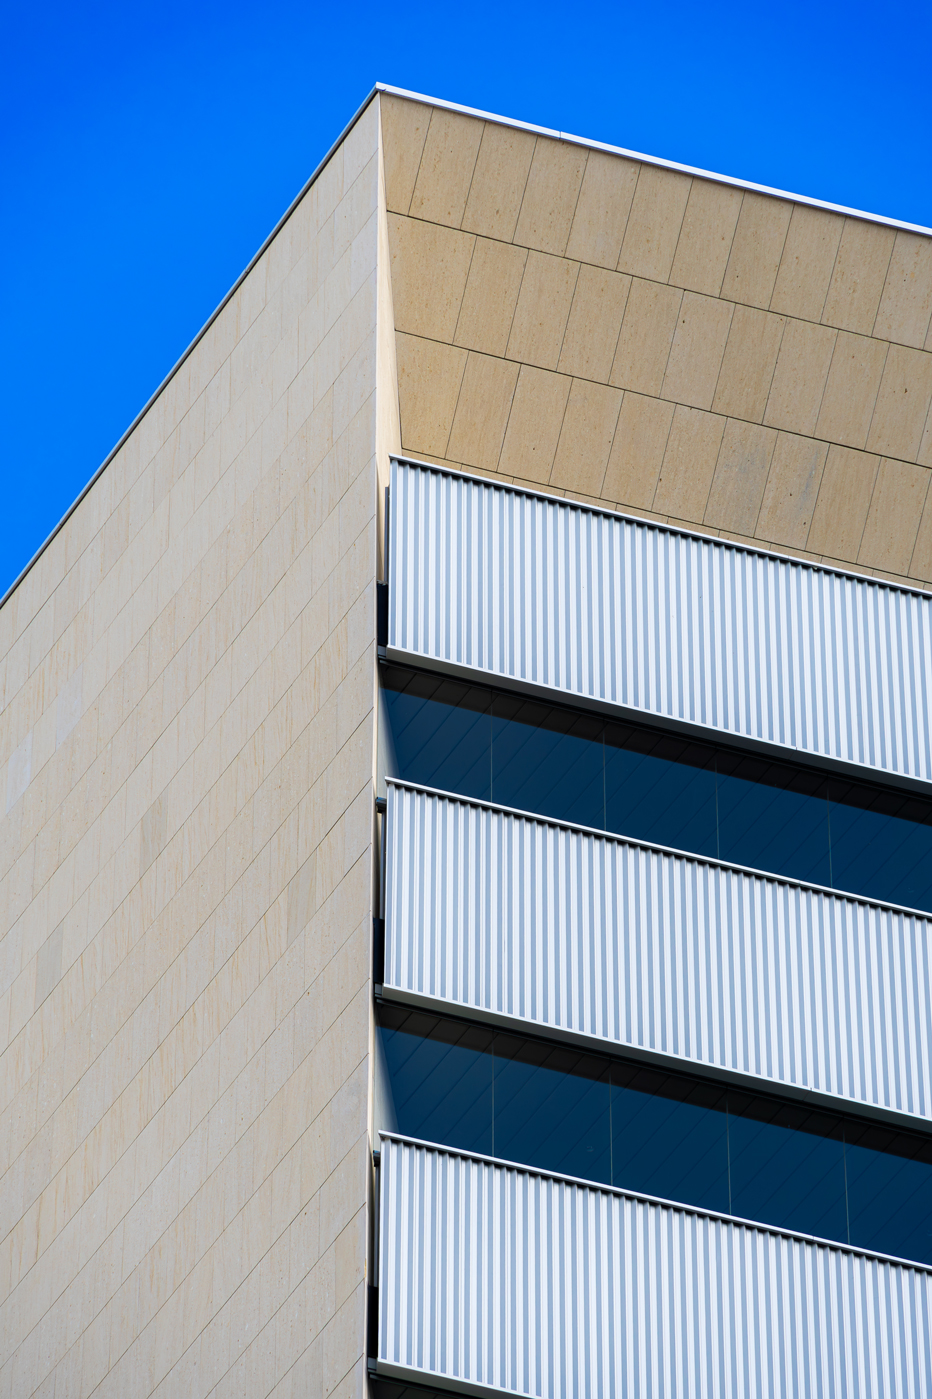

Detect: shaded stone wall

[0,93,385,1399]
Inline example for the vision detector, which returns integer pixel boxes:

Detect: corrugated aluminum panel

[384,780,932,1122]
[378,1135,932,1399]
[388,458,932,788]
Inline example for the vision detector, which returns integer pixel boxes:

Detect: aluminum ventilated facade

[384,780,932,1121]
[381,457,932,1396]
[387,458,932,787]
[377,1135,932,1399]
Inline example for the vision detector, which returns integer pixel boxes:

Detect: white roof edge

[376,82,932,237]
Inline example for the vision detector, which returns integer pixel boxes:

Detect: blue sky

[3,0,930,599]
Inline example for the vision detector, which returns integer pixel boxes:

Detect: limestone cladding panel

[383,96,932,588]
[0,94,389,1399]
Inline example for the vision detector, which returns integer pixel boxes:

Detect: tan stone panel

[815,332,888,449]
[857,458,930,574]
[610,279,683,396]
[550,380,623,496]
[873,232,932,348]
[446,353,520,472]
[866,344,932,461]
[408,108,483,228]
[34,925,63,1008]
[669,181,743,296]
[652,406,725,521]
[712,305,785,422]
[909,480,932,582]
[564,152,639,269]
[770,205,843,322]
[379,94,430,214]
[704,420,778,535]
[603,393,675,508]
[763,319,836,435]
[720,192,792,309]
[498,366,571,483]
[388,214,475,341]
[617,165,692,282]
[821,219,895,334]
[453,239,527,356]
[661,293,734,410]
[506,252,580,370]
[920,402,932,468]
[756,433,829,548]
[513,138,588,256]
[558,266,631,382]
[461,124,537,242]
[396,333,467,458]
[807,444,880,558]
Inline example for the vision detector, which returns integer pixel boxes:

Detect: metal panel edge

[374,1359,531,1399]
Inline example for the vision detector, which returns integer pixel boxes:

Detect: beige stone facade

[383,93,932,587]
[1,86,930,1399]
[0,95,392,1399]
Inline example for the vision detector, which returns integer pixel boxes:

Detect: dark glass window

[843,1120,932,1263]
[379,1005,932,1267]
[381,668,491,801]
[604,731,719,861]
[725,1094,847,1240]
[611,1063,729,1213]
[381,664,932,913]
[380,1010,493,1157]
[492,696,604,831]
[713,750,832,888]
[493,1035,612,1184]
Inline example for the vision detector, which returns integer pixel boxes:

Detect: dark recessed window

[378,1004,932,1267]
[380,663,932,913]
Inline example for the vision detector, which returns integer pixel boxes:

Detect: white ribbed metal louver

[388,458,932,788]
[378,1136,932,1399]
[384,780,932,1122]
